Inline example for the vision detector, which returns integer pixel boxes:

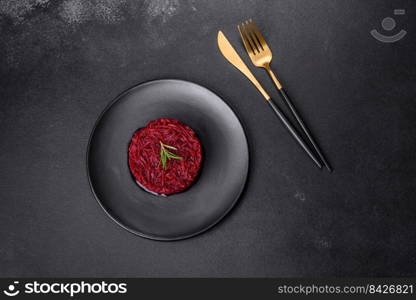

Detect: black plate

[87,80,249,240]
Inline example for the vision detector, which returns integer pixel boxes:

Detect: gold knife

[217,31,322,169]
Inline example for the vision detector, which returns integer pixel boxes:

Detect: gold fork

[238,19,332,171]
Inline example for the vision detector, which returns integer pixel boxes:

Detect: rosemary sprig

[159,141,183,169]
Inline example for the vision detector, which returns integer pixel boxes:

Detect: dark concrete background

[1,0,416,277]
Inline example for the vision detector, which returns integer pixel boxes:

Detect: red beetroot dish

[128,118,202,195]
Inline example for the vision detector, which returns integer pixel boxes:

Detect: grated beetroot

[128,118,202,195]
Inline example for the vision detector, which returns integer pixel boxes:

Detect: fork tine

[241,22,259,54]
[238,24,254,57]
[245,20,263,52]
[248,19,269,51]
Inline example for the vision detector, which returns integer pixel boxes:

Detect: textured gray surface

[1,0,416,277]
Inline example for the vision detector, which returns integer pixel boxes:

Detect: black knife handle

[278,88,332,172]
[267,99,322,169]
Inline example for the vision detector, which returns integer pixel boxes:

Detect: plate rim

[86,78,249,241]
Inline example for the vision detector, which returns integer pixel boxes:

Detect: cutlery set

[218,20,331,171]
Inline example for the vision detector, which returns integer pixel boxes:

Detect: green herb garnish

[159,141,183,169]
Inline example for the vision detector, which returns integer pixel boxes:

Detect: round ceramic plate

[87,80,249,240]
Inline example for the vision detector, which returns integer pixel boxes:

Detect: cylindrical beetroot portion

[128,118,202,195]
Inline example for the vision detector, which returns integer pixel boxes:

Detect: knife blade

[217,31,270,100]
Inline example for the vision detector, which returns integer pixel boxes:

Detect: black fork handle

[278,89,332,172]
[267,99,322,169]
